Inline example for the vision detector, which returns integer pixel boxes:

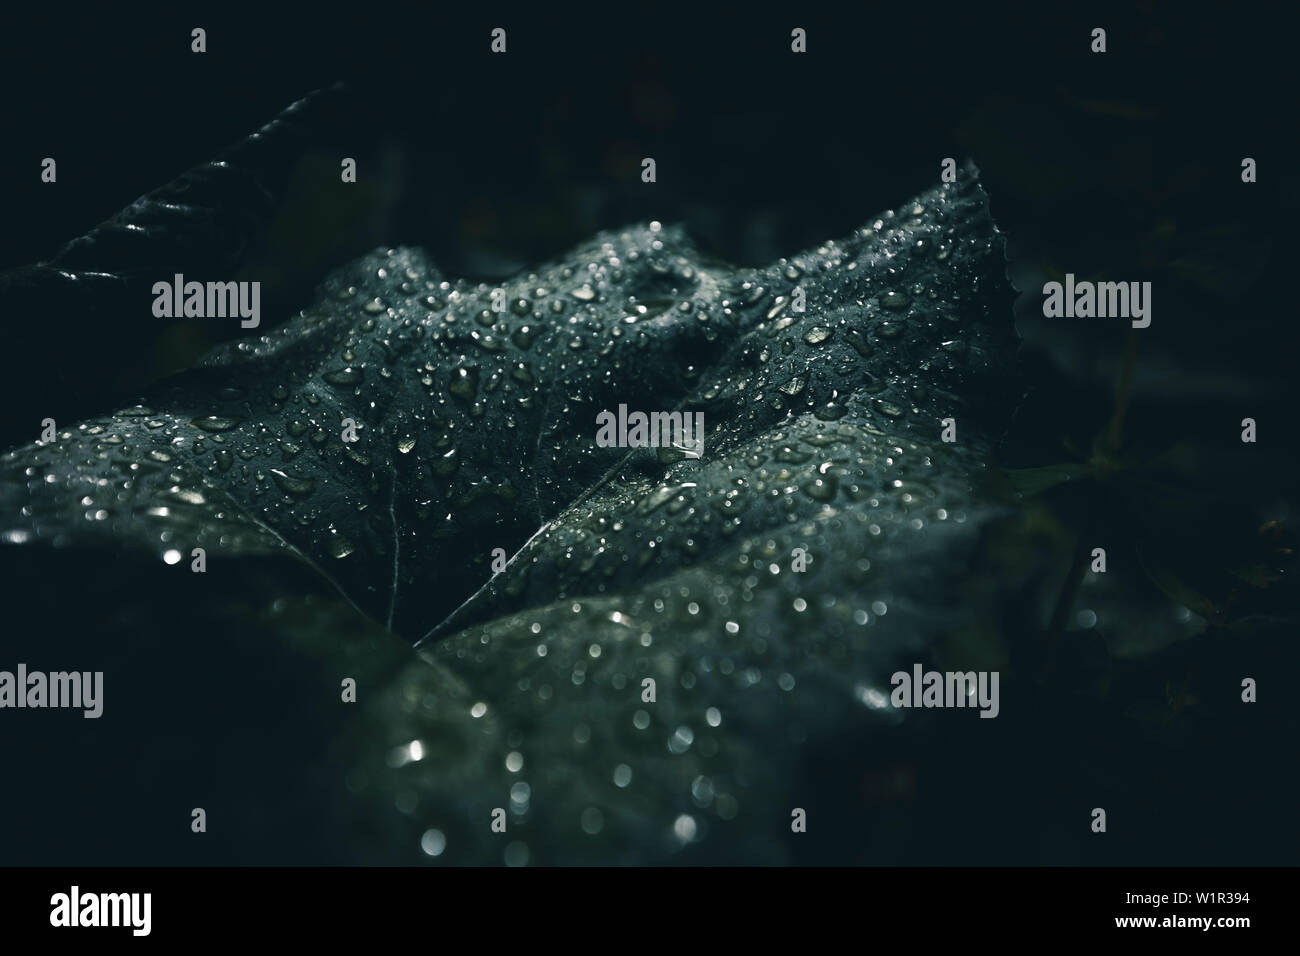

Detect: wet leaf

[0,150,1022,862]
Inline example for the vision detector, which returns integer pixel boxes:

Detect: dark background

[0,2,1296,865]
[1,4,1295,447]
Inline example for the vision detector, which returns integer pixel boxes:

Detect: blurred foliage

[962,87,1294,712]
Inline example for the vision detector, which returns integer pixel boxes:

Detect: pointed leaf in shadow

[1003,462,1091,499]
[1136,544,1219,621]
[0,84,362,449]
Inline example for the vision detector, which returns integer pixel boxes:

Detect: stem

[1048,527,1091,665]
[1040,496,1092,671]
[1105,328,1141,454]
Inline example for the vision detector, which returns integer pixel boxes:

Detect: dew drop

[269,469,316,497]
[191,416,239,433]
[322,367,364,386]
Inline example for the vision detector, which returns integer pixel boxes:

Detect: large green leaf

[0,142,1021,862]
